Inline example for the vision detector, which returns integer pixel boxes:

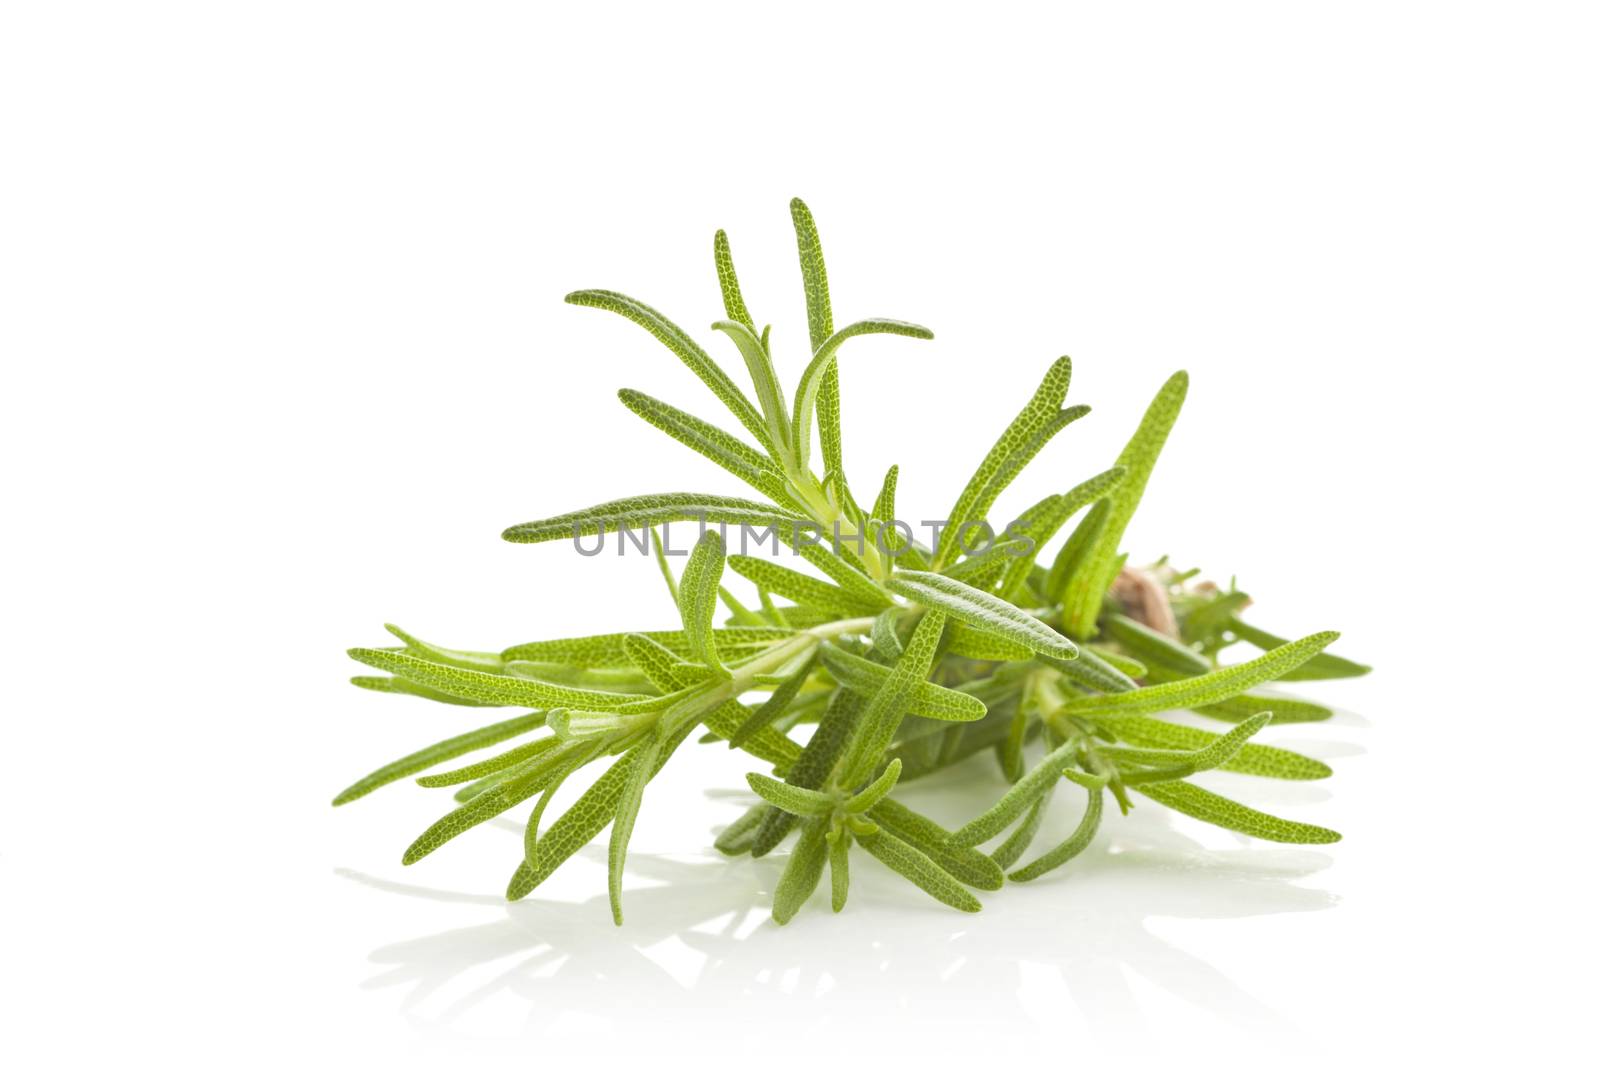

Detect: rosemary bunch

[335,199,1367,924]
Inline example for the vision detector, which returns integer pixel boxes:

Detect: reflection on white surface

[337,782,1338,1054]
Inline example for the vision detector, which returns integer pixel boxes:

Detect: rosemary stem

[661,616,876,734]
[788,474,888,581]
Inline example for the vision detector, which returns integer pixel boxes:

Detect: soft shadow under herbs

[338,795,1337,1041]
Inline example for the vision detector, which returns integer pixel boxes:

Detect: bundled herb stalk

[336,199,1367,924]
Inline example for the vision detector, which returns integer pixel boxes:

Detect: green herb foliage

[336,199,1366,924]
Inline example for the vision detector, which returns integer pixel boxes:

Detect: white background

[4,2,1597,1063]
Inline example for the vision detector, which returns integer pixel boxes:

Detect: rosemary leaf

[1010,787,1104,882]
[828,830,851,912]
[1134,780,1341,844]
[772,820,829,925]
[990,792,1052,871]
[887,570,1078,659]
[1107,717,1332,780]
[1065,631,1341,716]
[677,530,729,675]
[837,610,949,787]
[347,647,664,710]
[565,288,772,450]
[617,388,792,507]
[609,730,664,924]
[950,740,1084,847]
[712,229,755,329]
[1227,615,1373,679]
[714,803,770,856]
[727,554,886,616]
[933,357,1076,571]
[330,712,547,805]
[1061,371,1189,639]
[818,643,987,723]
[746,773,835,817]
[501,492,804,546]
[857,824,983,913]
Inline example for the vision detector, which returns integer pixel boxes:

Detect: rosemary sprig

[335,199,1369,924]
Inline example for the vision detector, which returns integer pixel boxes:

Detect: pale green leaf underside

[887,570,1079,660]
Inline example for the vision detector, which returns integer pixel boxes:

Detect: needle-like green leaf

[997,466,1127,600]
[523,741,598,868]
[1087,646,1148,679]
[703,700,804,771]
[868,799,1005,890]
[789,197,840,480]
[1044,498,1109,604]
[502,626,794,668]
[415,736,563,788]
[712,319,791,459]
[331,712,547,805]
[1134,779,1341,844]
[713,229,755,330]
[933,357,1077,571]
[501,660,660,694]
[828,830,851,911]
[617,389,794,508]
[609,730,664,924]
[1102,613,1211,676]
[990,792,1051,871]
[383,624,504,671]
[837,611,949,787]
[1109,712,1273,783]
[726,554,886,616]
[790,318,934,474]
[1065,631,1341,716]
[943,626,1033,662]
[772,820,829,924]
[844,758,902,814]
[566,288,772,450]
[871,464,898,527]
[403,760,554,865]
[999,707,1030,783]
[1227,615,1373,679]
[506,723,694,901]
[942,546,1018,590]
[728,651,816,748]
[714,803,771,856]
[649,527,678,601]
[749,688,862,857]
[870,606,905,661]
[950,741,1084,847]
[887,570,1079,660]
[502,492,806,545]
[1062,370,1188,638]
[1046,647,1139,693]
[857,824,983,913]
[747,772,835,817]
[348,675,495,706]
[622,632,701,693]
[1191,692,1334,725]
[1010,787,1104,882]
[818,642,987,724]
[791,539,890,606]
[677,530,729,675]
[1107,716,1332,780]
[347,647,668,711]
